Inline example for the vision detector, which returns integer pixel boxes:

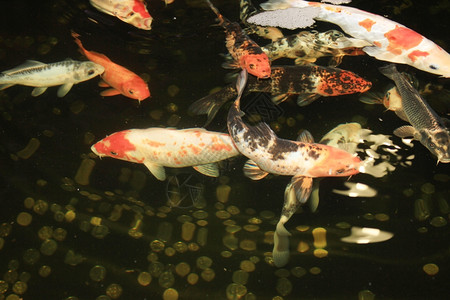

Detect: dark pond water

[0,0,449,299]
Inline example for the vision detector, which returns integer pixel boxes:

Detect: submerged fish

[0,60,104,97]
[189,65,372,125]
[206,0,271,79]
[72,32,150,101]
[91,127,240,181]
[249,0,450,77]
[89,0,152,30]
[227,70,361,267]
[359,85,407,121]
[379,64,450,163]
[239,0,284,41]
[262,29,370,66]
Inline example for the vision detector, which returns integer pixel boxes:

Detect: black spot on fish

[308,149,320,160]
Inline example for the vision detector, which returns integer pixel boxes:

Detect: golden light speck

[16,212,32,226]
[423,263,439,276]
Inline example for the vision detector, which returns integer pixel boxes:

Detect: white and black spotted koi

[227,70,362,266]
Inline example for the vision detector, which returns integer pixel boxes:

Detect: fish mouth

[90,144,103,157]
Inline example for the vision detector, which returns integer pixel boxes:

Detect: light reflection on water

[0,0,449,299]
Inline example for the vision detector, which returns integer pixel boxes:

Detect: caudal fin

[273,221,291,267]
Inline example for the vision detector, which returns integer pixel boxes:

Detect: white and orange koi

[91,127,240,181]
[89,0,152,30]
[227,70,361,267]
[249,0,450,77]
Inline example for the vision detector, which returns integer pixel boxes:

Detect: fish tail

[378,64,398,80]
[273,221,291,267]
[359,91,384,105]
[206,0,229,27]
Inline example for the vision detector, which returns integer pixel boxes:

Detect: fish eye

[429,64,438,70]
[129,89,135,95]
[428,142,436,149]
[249,64,255,69]
[88,70,95,75]
[110,151,118,155]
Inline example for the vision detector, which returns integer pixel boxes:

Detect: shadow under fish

[189,65,372,126]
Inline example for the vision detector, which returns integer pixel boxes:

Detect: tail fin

[273,221,291,267]
[206,0,229,27]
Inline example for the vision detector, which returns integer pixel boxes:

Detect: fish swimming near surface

[248,0,450,77]
[189,65,372,126]
[0,59,104,97]
[359,85,407,121]
[91,127,240,181]
[227,70,361,267]
[239,0,284,41]
[379,64,450,163]
[89,0,152,30]
[262,29,370,66]
[206,0,271,79]
[72,32,150,101]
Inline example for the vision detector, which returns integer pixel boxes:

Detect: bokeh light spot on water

[89,265,107,282]
[16,212,32,226]
[105,283,123,299]
[137,271,152,286]
[162,288,179,300]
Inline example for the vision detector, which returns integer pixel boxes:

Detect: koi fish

[379,64,450,163]
[72,32,150,101]
[189,65,372,126]
[227,70,361,267]
[360,85,408,121]
[0,59,104,97]
[263,29,370,66]
[89,0,152,30]
[239,0,284,41]
[91,127,240,181]
[249,0,450,77]
[206,0,271,79]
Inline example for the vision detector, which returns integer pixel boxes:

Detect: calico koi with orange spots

[206,0,271,79]
[252,0,450,77]
[91,127,240,181]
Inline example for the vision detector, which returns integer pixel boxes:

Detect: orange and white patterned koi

[89,0,152,30]
[91,127,240,181]
[250,0,450,77]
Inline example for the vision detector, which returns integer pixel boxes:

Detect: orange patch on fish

[359,18,376,32]
[133,0,151,18]
[317,72,372,96]
[241,54,271,79]
[144,140,166,147]
[385,26,423,55]
[408,50,429,62]
[94,130,136,159]
[373,41,382,48]
[187,144,201,155]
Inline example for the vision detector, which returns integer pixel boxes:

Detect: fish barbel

[0,59,104,97]
[91,127,240,181]
[379,64,450,163]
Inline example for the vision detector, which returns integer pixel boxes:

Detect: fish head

[308,146,362,177]
[317,69,372,96]
[121,78,150,101]
[241,54,271,79]
[420,129,450,163]
[91,130,144,163]
[78,62,105,81]
[114,0,153,30]
[409,46,450,78]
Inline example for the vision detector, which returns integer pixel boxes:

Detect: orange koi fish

[91,127,240,181]
[72,32,150,101]
[206,0,271,79]
[89,0,152,30]
[249,0,450,77]
[227,70,361,266]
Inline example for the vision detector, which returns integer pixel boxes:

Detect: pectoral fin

[359,92,384,105]
[271,93,289,105]
[296,130,314,143]
[243,159,269,180]
[98,80,110,88]
[309,179,321,213]
[193,163,219,177]
[57,83,73,97]
[100,88,121,97]
[273,221,291,267]
[31,87,48,97]
[393,125,416,138]
[0,84,14,90]
[291,175,313,204]
[144,161,166,181]
[296,93,321,106]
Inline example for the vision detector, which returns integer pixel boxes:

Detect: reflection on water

[0,0,449,299]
